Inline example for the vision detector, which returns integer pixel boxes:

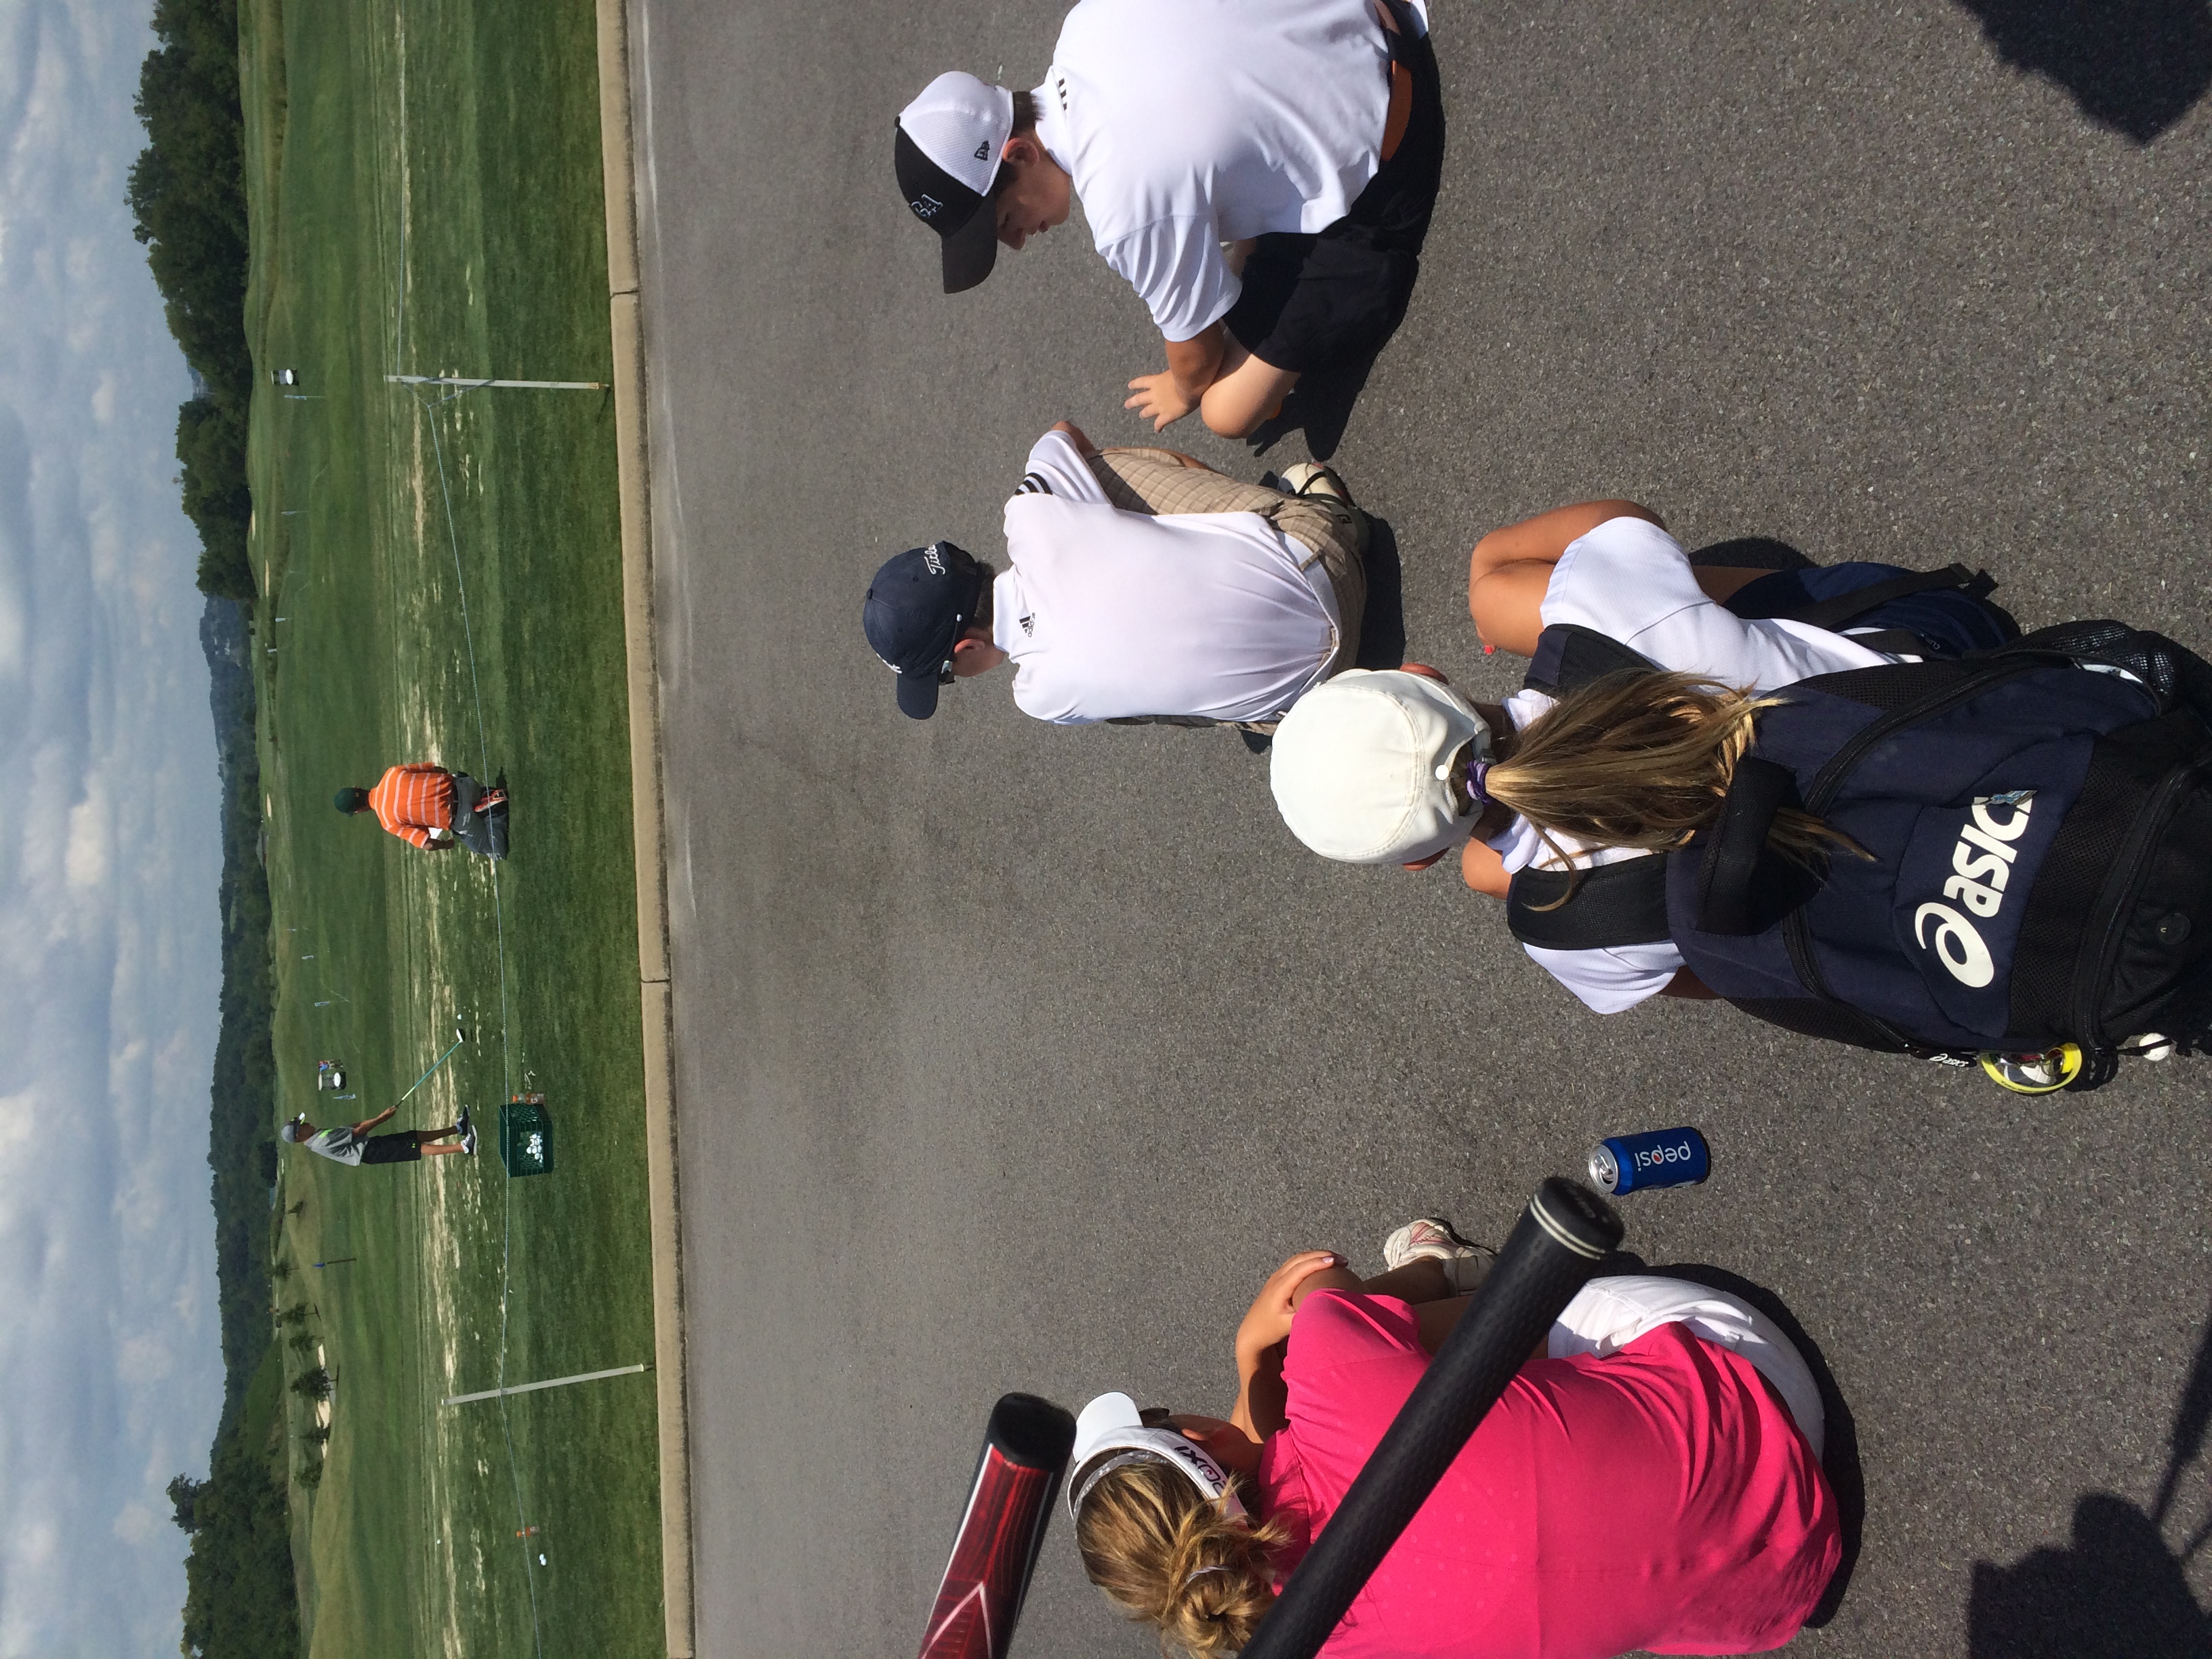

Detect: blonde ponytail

[1488,671,1864,884]
[1074,1458,1284,1659]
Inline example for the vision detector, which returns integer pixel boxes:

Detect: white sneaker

[1278,461,1355,506]
[1381,1218,1494,1292]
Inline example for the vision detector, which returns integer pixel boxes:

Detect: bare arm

[352,1105,398,1135]
[1460,837,1511,898]
[1164,327,1225,403]
[1124,323,1229,431]
[1233,1251,1347,1441]
[1199,352,1299,439]
[1658,966,1717,999]
[1467,501,1665,657]
[1046,419,1097,455]
[1469,501,1664,585]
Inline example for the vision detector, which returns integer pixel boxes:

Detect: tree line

[169,603,294,1656]
[203,598,278,1427]
[129,0,255,601]
[166,1426,297,1659]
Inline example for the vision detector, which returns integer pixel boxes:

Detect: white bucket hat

[1270,670,1493,864]
[1065,1393,1248,1522]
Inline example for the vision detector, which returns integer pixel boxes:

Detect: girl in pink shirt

[1071,1244,1839,1658]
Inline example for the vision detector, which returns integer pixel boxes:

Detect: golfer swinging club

[895,0,1446,437]
[282,1103,478,1166]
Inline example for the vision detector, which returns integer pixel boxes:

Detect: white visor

[1271,670,1492,864]
[1065,1393,1248,1523]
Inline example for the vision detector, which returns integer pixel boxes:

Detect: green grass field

[239,0,662,1653]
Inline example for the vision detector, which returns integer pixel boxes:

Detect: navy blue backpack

[1505,619,2212,1073]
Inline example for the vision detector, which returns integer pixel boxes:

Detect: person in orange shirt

[335,764,508,858]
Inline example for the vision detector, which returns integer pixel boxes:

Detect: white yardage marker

[387,375,605,390]
[443,1363,647,1406]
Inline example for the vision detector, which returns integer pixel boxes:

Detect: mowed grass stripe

[242,0,661,1654]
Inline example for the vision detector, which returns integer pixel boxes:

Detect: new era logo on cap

[895,71,1016,293]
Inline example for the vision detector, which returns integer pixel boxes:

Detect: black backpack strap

[1782,564,1997,632]
[1692,759,1801,935]
[1507,857,1671,949]
[1832,626,1933,657]
[1523,625,1660,697]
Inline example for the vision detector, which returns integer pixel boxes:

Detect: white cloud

[0,0,227,1652]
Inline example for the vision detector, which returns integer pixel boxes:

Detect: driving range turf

[240,0,661,1653]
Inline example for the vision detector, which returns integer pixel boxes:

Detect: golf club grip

[917,1393,1076,1659]
[1242,1179,1624,1659]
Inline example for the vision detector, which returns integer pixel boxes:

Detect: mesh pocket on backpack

[2095,766,2212,1041]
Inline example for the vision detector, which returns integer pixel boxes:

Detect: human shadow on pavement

[1354,514,1407,670]
[1967,1287,2212,1657]
[1954,0,2212,143]
[1244,343,1385,463]
[1610,1255,1867,1628]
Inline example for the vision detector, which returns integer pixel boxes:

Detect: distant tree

[286,1334,316,1356]
[289,1367,330,1401]
[178,1419,296,1657]
[276,1303,309,1326]
[293,1460,323,1490]
[167,1473,208,1533]
[126,0,250,407]
[176,399,253,600]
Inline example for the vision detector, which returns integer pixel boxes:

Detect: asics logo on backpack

[1912,793,2034,988]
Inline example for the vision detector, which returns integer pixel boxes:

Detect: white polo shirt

[1490,517,1914,1013]
[993,431,1342,724]
[1033,0,1421,342]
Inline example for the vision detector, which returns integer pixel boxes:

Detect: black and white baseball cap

[895,72,1015,294]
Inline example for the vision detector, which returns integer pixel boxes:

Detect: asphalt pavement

[626,3,2212,1654]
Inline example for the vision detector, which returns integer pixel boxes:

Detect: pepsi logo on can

[1587,1127,1711,1196]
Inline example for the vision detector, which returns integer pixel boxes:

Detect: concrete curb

[594,2,694,1655]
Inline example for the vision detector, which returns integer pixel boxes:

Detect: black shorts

[1222,21,1447,374]
[359,1132,423,1165]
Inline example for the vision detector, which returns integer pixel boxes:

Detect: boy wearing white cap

[893,0,1445,437]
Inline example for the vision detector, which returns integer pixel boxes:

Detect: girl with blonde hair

[1069,1232,1839,1658]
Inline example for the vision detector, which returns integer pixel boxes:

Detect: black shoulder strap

[1506,857,1672,950]
[1782,564,1996,632]
[1692,758,1810,935]
[1523,625,1661,697]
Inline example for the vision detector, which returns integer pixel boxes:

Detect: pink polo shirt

[1256,1291,1839,1659]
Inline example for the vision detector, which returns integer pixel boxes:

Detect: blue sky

[0,0,226,1652]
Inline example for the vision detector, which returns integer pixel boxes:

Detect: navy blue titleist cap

[863,541,988,720]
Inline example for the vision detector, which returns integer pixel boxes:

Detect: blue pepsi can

[1588,1127,1711,1195]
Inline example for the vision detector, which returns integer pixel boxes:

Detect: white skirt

[1549,1275,1827,1456]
